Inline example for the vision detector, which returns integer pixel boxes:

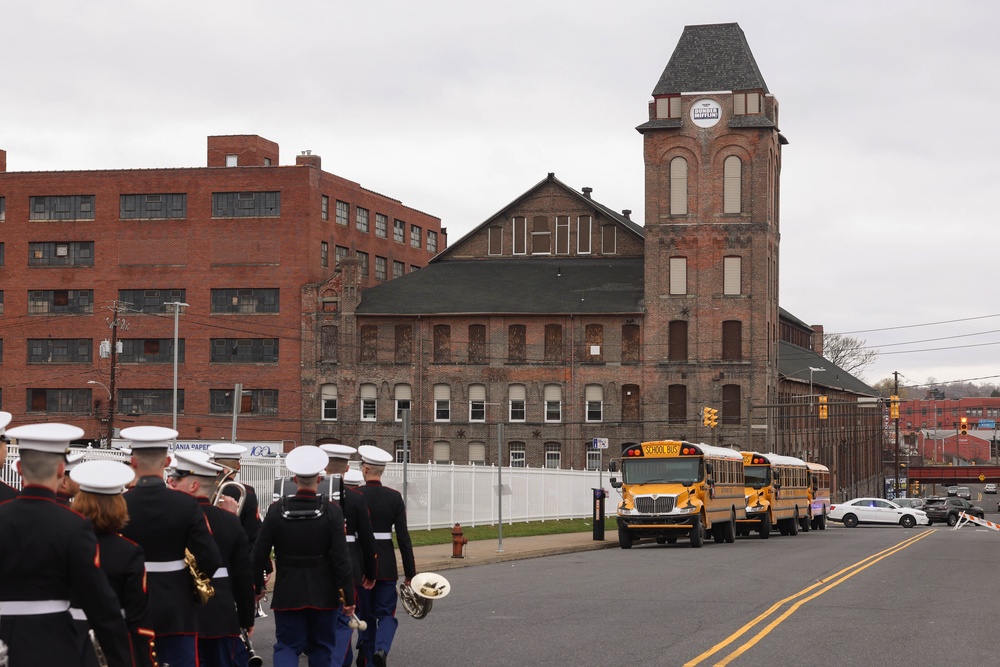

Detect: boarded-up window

[622,324,640,363]
[508,324,526,363]
[577,216,591,254]
[722,384,741,424]
[602,225,616,254]
[622,384,640,421]
[144,339,161,355]
[555,216,569,254]
[668,384,687,424]
[433,324,451,362]
[669,257,687,295]
[668,320,688,361]
[360,325,378,363]
[321,325,337,363]
[513,216,526,255]
[394,324,412,363]
[531,216,551,254]
[656,95,681,119]
[584,324,604,362]
[544,324,563,362]
[433,441,450,464]
[724,156,742,214]
[468,324,486,364]
[722,320,742,361]
[724,256,741,295]
[468,442,486,464]
[488,227,503,255]
[670,157,688,215]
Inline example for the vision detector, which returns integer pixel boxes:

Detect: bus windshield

[622,457,701,485]
[744,465,770,490]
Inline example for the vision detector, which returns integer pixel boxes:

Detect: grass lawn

[406,516,619,548]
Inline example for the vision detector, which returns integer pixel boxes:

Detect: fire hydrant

[451,523,468,559]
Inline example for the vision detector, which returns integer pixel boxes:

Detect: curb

[414,539,619,572]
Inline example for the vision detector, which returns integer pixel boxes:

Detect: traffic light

[818,395,828,420]
[708,408,718,428]
[890,395,900,420]
[960,416,968,435]
[703,406,711,426]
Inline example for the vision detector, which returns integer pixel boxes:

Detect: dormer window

[655,95,682,119]
[733,92,763,115]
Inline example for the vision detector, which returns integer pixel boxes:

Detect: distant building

[0,135,443,446]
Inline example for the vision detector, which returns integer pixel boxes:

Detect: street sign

[592,437,609,449]
[979,419,996,429]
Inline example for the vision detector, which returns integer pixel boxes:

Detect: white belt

[0,599,71,616]
[145,559,186,573]
[70,607,87,621]
[345,535,357,543]
[213,568,228,578]
[373,532,392,540]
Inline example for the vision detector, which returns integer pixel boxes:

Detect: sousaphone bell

[398,572,450,620]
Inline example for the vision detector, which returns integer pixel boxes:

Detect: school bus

[608,441,745,549]
[806,461,831,530]
[738,452,811,539]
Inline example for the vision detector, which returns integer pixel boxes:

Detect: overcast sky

[4,1,998,390]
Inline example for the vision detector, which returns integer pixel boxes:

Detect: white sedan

[828,497,930,529]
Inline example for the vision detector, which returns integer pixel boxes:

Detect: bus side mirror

[705,462,714,475]
[608,460,619,473]
[610,477,622,489]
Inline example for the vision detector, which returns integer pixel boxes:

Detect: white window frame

[509,384,526,422]
[509,442,526,468]
[434,384,450,422]
[469,384,486,422]
[360,383,377,421]
[544,384,561,423]
[468,441,486,465]
[586,450,602,471]
[395,384,412,422]
[321,383,338,421]
[585,384,603,422]
[544,443,561,469]
[433,441,450,465]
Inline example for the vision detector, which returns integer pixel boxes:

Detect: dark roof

[356,258,645,315]
[778,340,877,397]
[778,307,813,332]
[433,173,642,261]
[652,23,769,95]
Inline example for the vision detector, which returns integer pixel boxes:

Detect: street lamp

[165,302,189,438]
[808,366,826,400]
[87,380,111,447]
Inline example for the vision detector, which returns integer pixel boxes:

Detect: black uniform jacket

[358,481,416,581]
[341,486,377,583]
[0,480,17,503]
[121,476,221,636]
[97,532,156,667]
[252,489,355,610]
[0,486,132,667]
[198,499,255,635]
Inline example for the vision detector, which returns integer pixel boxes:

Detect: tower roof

[652,23,769,95]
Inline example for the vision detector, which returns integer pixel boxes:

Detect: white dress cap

[358,444,393,466]
[5,423,84,454]
[173,451,224,477]
[120,425,178,449]
[71,460,136,495]
[208,443,247,460]
[319,443,357,460]
[286,445,328,477]
[0,411,12,435]
[64,451,87,471]
[343,469,365,486]
[165,453,177,470]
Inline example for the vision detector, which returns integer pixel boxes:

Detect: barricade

[953,511,1000,532]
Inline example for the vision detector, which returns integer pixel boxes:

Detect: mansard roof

[652,23,769,96]
[356,258,644,315]
[433,172,643,262]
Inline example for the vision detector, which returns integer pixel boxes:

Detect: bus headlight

[675,505,699,514]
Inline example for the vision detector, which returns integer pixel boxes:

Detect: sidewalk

[405,530,618,572]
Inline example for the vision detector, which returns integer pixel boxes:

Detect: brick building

[302,23,883,492]
[0,134,444,445]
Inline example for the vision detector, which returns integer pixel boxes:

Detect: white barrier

[1,448,605,531]
[953,511,1000,532]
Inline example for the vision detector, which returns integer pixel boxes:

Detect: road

[247,513,1000,665]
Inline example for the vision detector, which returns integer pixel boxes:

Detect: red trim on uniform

[94,541,101,567]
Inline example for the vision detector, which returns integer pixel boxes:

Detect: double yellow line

[685,530,935,666]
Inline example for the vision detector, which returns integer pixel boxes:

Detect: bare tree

[822,333,879,380]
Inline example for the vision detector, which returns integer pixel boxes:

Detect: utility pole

[103,301,129,448]
[893,371,900,498]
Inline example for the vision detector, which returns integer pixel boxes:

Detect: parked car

[956,486,971,500]
[922,497,985,526]
[985,483,997,494]
[893,497,926,510]
[947,486,959,497]
[828,497,930,529]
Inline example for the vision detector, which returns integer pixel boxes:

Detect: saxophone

[184,548,215,604]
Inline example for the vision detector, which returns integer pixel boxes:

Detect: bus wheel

[778,520,789,536]
[759,514,771,539]
[818,511,827,530]
[712,524,725,543]
[799,514,811,533]
[689,518,704,548]
[666,536,677,544]
[655,536,667,545]
[723,512,736,544]
[788,511,799,536]
[618,526,634,549]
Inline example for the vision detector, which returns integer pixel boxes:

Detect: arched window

[670,157,688,215]
[723,156,742,214]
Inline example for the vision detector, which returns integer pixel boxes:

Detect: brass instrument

[184,548,215,604]
[88,629,109,667]
[212,465,248,516]
[399,572,451,620]
[0,639,9,667]
[254,590,268,618]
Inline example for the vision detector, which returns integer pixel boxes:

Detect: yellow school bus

[806,461,831,530]
[738,452,810,539]
[608,441,745,549]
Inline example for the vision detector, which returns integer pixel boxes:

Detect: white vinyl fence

[2,447,606,531]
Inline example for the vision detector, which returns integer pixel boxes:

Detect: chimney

[622,209,632,220]
[582,187,593,199]
[296,150,322,170]
[0,149,6,172]
[811,325,825,354]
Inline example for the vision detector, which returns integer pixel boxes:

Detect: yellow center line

[684,530,935,667]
